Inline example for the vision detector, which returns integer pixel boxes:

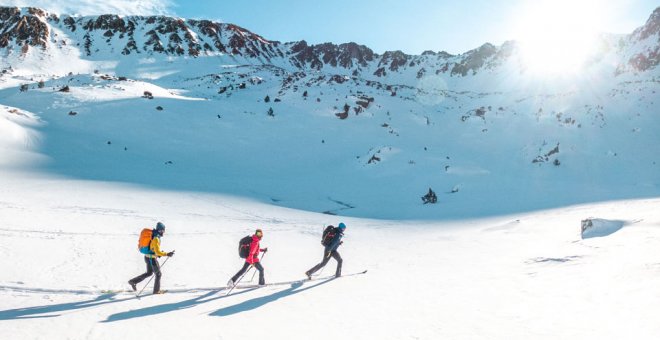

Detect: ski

[96,270,368,296]
[99,288,167,295]
[100,289,129,294]
[231,270,368,290]
[135,289,168,299]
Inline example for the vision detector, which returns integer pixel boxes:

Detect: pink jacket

[246,234,264,264]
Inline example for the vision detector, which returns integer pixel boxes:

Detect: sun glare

[514,0,604,76]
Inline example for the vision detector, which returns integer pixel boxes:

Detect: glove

[340,241,344,245]
[167,251,175,257]
[262,247,268,253]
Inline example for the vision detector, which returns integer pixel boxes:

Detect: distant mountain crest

[0,6,659,77]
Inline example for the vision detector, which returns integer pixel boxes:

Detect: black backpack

[321,225,337,246]
[238,235,252,258]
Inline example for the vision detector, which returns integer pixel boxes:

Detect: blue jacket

[325,229,344,252]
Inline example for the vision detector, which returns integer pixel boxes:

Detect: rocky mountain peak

[634,6,660,41]
[450,43,498,76]
[289,40,375,70]
[0,7,51,50]
[625,7,660,72]
[1,6,658,78]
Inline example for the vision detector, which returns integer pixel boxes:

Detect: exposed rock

[628,49,659,72]
[532,143,560,163]
[368,155,381,164]
[290,40,375,70]
[356,95,374,109]
[451,43,497,76]
[329,75,347,84]
[0,7,50,49]
[378,50,410,72]
[581,218,624,239]
[461,106,488,121]
[633,7,660,41]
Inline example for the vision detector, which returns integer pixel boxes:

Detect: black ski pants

[129,257,162,293]
[232,261,265,285]
[307,249,342,277]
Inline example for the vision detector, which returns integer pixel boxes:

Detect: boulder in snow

[580,218,625,239]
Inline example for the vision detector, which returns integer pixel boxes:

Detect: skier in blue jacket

[305,222,346,279]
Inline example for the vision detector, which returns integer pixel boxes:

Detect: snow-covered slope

[0,6,658,218]
[0,169,659,339]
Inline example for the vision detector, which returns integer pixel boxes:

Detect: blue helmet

[338,222,346,230]
[155,222,166,236]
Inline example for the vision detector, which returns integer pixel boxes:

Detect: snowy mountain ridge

[1,6,659,79]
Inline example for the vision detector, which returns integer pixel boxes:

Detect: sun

[513,0,604,76]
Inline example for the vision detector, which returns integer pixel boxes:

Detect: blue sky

[170,0,658,54]
[3,0,658,54]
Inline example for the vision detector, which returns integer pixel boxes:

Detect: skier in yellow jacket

[129,222,174,294]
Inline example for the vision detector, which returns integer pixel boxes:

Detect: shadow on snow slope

[104,279,332,322]
[0,279,333,322]
[0,293,132,320]
[103,288,258,322]
[210,279,334,317]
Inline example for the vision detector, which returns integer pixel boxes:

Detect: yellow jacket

[148,236,169,258]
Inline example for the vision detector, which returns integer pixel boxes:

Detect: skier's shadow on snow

[0,293,132,320]
[210,278,335,317]
[102,288,258,323]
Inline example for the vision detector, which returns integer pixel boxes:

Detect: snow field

[1,169,659,339]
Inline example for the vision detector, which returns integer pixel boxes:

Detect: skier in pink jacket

[229,229,268,286]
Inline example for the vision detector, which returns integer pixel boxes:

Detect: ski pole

[316,253,329,278]
[314,224,329,278]
[226,264,253,296]
[248,251,266,282]
[311,249,333,278]
[136,256,170,298]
